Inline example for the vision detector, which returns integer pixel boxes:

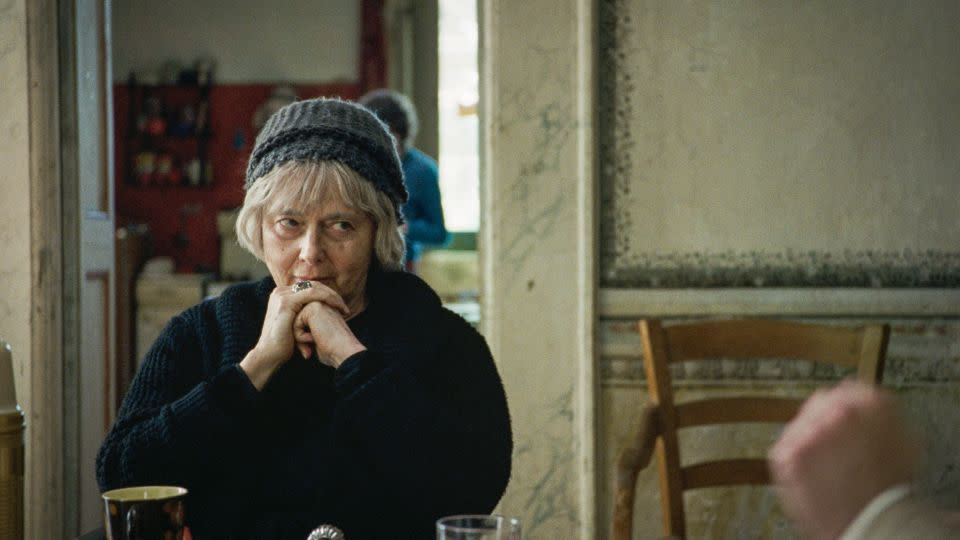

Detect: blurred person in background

[360,89,449,273]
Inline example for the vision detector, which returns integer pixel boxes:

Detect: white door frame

[24,0,66,537]
[60,0,116,534]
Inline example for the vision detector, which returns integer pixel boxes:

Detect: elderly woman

[97,98,513,539]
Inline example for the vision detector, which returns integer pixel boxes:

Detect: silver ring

[293,280,313,293]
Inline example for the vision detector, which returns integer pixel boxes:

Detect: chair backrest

[613,318,889,540]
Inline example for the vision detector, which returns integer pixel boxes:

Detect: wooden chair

[612,319,890,540]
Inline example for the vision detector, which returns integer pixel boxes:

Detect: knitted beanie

[245,97,408,213]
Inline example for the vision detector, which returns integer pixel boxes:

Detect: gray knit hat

[245,97,408,213]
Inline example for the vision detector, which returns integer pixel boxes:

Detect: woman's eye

[279,218,300,228]
[331,221,354,232]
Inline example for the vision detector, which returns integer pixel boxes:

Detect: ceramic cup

[102,485,187,540]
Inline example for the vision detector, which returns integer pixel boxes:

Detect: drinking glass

[436,515,521,540]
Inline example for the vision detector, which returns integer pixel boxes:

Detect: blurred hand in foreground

[768,380,920,540]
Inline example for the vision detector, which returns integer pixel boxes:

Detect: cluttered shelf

[120,79,215,188]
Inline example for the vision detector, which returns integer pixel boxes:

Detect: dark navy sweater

[96,271,512,539]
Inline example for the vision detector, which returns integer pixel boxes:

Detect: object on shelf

[159,60,182,85]
[134,151,156,185]
[195,56,217,86]
[194,99,209,136]
[155,153,174,184]
[184,158,201,186]
[143,94,166,136]
[169,104,196,136]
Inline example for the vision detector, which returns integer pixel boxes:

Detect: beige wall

[112,0,359,83]
[0,0,31,433]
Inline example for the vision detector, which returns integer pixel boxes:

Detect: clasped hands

[242,281,366,390]
[291,283,366,367]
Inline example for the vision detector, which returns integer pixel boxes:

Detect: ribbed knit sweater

[96,270,512,539]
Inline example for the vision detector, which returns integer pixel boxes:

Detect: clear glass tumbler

[436,515,521,540]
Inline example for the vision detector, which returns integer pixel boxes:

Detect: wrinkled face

[261,189,375,314]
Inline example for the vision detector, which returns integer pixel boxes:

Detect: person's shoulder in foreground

[768,380,959,540]
[843,488,960,540]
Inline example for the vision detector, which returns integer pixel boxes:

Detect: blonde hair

[236,161,405,270]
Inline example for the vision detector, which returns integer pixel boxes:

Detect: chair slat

[681,459,771,490]
[675,397,804,428]
[640,320,687,538]
[665,319,867,367]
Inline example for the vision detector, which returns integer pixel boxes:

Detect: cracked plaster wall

[0,0,31,427]
[598,0,960,288]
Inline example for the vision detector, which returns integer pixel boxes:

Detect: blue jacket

[401,148,449,263]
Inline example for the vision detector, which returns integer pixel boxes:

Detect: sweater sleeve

[96,312,261,491]
[842,489,960,540]
[328,311,512,536]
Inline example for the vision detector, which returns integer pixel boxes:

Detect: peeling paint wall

[598,0,960,287]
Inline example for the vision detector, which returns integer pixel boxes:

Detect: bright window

[437,0,479,232]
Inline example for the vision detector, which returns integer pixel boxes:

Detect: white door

[62,0,116,535]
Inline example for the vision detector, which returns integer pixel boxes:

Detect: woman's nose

[298,228,324,263]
